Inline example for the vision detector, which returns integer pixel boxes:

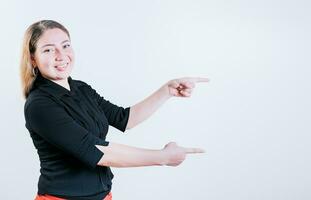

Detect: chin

[57,70,72,78]
[55,74,70,80]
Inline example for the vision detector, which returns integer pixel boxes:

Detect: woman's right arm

[96,142,205,168]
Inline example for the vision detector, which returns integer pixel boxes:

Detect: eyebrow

[40,40,70,49]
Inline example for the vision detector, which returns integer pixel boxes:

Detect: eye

[63,43,71,49]
[43,48,55,53]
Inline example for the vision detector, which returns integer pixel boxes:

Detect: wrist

[159,83,172,99]
[157,149,169,166]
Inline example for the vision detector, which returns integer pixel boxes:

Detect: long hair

[20,20,70,98]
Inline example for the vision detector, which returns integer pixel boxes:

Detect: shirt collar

[31,72,78,99]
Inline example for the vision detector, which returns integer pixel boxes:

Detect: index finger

[184,147,206,154]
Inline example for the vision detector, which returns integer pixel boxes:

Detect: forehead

[37,28,70,47]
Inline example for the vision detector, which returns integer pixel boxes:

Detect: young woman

[20,20,209,200]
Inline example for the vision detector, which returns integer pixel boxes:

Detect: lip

[55,63,69,71]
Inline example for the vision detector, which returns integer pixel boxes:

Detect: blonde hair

[20,20,70,98]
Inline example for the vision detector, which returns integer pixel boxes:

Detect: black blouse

[24,73,130,200]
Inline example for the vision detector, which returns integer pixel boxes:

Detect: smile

[55,63,69,71]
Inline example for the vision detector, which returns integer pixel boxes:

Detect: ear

[30,54,37,67]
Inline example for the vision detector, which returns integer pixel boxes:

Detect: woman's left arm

[126,77,209,130]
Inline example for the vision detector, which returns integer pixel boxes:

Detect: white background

[0,0,310,199]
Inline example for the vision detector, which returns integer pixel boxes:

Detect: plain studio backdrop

[0,0,310,199]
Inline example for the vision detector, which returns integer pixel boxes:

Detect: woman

[20,20,209,200]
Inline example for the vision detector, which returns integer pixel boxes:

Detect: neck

[52,78,70,91]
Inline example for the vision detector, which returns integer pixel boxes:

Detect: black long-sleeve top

[24,73,130,200]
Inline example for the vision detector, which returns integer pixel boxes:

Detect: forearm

[96,142,167,168]
[126,85,171,129]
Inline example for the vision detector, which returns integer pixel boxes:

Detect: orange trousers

[35,192,112,200]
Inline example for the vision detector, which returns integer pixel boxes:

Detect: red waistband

[35,192,112,200]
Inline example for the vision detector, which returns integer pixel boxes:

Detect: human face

[33,28,74,83]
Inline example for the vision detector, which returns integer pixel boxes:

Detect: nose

[55,48,65,61]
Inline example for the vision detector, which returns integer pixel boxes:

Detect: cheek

[35,56,56,72]
[39,56,54,67]
[68,51,75,62]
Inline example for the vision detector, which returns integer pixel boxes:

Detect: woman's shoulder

[25,88,50,103]
[24,88,61,115]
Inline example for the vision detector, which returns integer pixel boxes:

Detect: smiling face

[33,28,74,83]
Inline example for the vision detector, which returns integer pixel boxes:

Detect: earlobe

[31,56,39,76]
